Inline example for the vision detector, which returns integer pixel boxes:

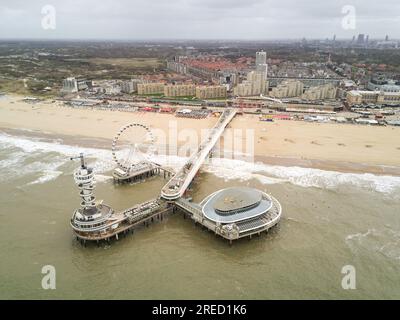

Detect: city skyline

[0,0,399,40]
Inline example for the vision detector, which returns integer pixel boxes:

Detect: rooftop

[349,90,400,96]
[213,188,262,214]
[201,187,273,223]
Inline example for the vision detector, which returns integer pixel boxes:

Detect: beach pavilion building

[176,187,282,242]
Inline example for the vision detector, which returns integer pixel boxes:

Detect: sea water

[0,132,399,299]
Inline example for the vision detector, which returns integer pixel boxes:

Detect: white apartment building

[347,90,400,105]
[62,77,78,93]
[166,61,187,74]
[195,85,227,99]
[270,80,304,98]
[302,83,337,101]
[121,81,135,94]
[121,79,142,93]
[164,84,196,97]
[104,84,121,95]
[233,81,254,97]
[137,82,165,95]
[234,70,268,97]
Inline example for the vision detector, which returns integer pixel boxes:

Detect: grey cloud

[0,0,398,39]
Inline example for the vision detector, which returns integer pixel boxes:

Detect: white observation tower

[73,153,96,211]
[70,153,115,240]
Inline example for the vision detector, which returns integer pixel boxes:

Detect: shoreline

[1,94,400,176]
[2,126,399,177]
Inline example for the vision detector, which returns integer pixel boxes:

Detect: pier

[161,108,237,200]
[175,189,282,243]
[71,198,172,243]
[70,109,282,245]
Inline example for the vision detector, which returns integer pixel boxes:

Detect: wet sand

[1,127,399,176]
[1,95,400,175]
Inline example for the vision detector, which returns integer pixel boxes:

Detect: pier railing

[121,199,164,223]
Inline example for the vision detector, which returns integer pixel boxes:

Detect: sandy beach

[1,95,399,175]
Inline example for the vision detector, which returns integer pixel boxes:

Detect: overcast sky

[0,0,399,40]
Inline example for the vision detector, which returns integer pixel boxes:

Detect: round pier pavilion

[199,187,282,241]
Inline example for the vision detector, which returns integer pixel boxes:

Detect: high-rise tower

[256,50,267,72]
[255,51,268,95]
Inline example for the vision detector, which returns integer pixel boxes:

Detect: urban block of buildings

[137,82,165,95]
[164,84,196,97]
[234,70,269,97]
[233,51,269,97]
[63,75,229,100]
[195,85,227,99]
[367,76,400,93]
[302,83,337,101]
[166,60,188,74]
[347,90,400,106]
[121,79,143,93]
[62,77,92,93]
[62,77,78,93]
[270,80,304,98]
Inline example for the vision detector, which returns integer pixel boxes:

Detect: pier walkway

[161,109,236,200]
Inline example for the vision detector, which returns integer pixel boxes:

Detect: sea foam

[203,158,400,194]
[346,227,400,261]
[1,132,400,194]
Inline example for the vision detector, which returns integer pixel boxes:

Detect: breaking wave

[346,227,400,261]
[203,158,400,195]
[0,133,110,185]
[1,132,400,195]
[27,170,64,186]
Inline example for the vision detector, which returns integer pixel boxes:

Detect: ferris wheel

[111,123,155,172]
